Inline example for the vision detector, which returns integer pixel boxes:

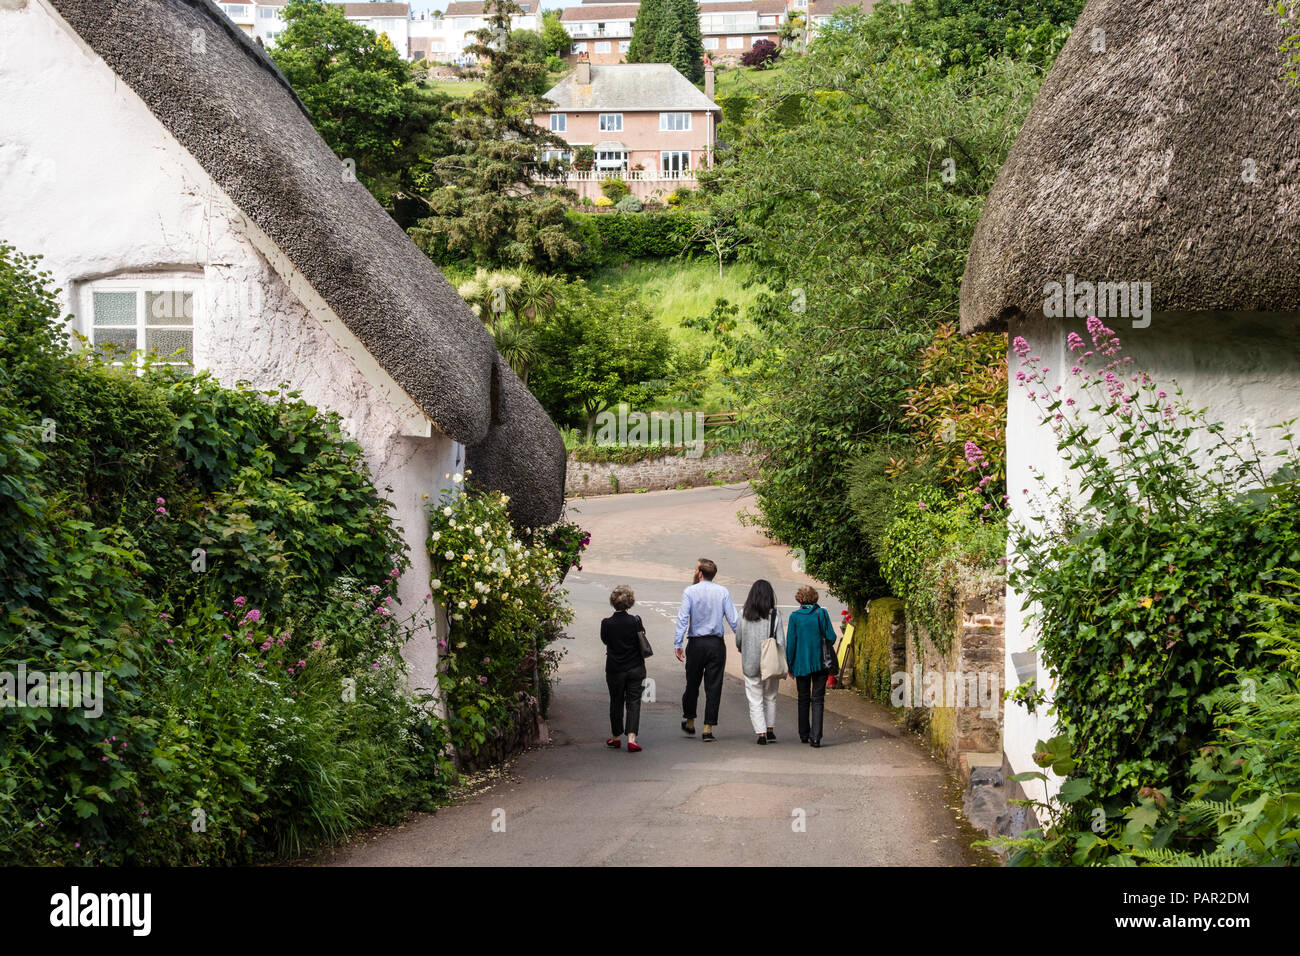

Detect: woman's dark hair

[742,579,777,622]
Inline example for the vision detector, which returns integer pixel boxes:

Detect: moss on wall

[856,597,903,704]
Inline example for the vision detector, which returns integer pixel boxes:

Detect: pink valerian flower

[1012,336,1031,357]
[156,507,167,515]
[478,675,488,685]
[1158,390,1167,399]
[916,501,929,511]
[1065,397,1076,406]
[234,596,247,607]
[964,441,985,465]
[1066,331,1085,351]
[242,609,261,624]
[155,497,166,506]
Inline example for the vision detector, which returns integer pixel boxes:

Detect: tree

[705,12,1043,607]
[649,0,703,82]
[408,0,582,269]
[529,284,676,438]
[627,0,666,63]
[270,0,450,207]
[540,10,572,58]
[858,0,1085,67]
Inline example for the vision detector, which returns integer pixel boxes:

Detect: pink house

[534,60,721,201]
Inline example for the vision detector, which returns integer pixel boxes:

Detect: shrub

[593,196,615,207]
[997,574,1300,866]
[741,38,780,68]
[878,493,1006,653]
[901,322,1007,494]
[428,482,574,761]
[573,145,594,171]
[0,243,452,865]
[615,194,643,213]
[1008,317,1300,800]
[599,177,629,202]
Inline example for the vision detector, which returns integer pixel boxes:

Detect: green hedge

[568,209,726,269]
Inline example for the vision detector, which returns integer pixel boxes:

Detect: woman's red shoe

[606,737,621,749]
[627,741,643,753]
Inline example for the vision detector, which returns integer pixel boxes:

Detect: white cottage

[960,0,1300,818]
[0,0,567,697]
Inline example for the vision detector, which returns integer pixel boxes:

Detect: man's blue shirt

[674,579,739,649]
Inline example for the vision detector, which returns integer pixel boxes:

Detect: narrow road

[324,483,986,866]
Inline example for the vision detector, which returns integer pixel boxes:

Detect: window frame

[659,112,691,131]
[727,35,744,49]
[79,275,201,371]
[550,112,567,132]
[598,112,624,132]
[660,150,691,176]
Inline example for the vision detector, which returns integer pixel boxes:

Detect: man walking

[675,558,738,742]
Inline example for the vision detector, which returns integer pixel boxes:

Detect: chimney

[704,56,715,100]
[575,52,591,86]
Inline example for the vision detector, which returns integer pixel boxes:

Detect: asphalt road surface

[323,483,986,866]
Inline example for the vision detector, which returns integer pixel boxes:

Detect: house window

[703,37,719,50]
[594,40,611,54]
[598,113,623,132]
[540,149,572,164]
[257,7,277,18]
[550,112,567,132]
[572,41,587,53]
[659,112,690,131]
[596,150,627,170]
[727,36,744,49]
[661,151,691,176]
[618,39,630,53]
[455,17,472,29]
[413,50,426,61]
[84,279,198,369]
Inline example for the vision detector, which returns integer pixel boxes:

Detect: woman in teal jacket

[785,585,834,747]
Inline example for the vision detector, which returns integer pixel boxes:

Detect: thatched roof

[44,0,565,525]
[960,0,1300,333]
[48,0,495,442]
[466,357,567,529]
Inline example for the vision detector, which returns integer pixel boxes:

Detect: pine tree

[408,0,581,269]
[627,0,665,62]
[672,0,705,82]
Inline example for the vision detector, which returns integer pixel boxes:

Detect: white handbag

[759,611,787,680]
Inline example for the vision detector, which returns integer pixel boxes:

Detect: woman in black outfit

[601,585,647,752]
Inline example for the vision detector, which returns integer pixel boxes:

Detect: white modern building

[214,1,414,60]
[409,1,539,65]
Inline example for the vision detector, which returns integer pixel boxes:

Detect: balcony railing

[568,25,633,38]
[539,168,699,183]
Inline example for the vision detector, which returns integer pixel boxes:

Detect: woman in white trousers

[735,579,785,745]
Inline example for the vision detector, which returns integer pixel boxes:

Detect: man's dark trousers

[682,634,726,726]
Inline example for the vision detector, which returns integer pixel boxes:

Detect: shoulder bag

[760,610,787,679]
[635,615,653,658]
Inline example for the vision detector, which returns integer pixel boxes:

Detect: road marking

[669,758,941,778]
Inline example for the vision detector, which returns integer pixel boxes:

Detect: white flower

[431,531,441,541]
[445,550,455,561]
[442,506,453,516]
[457,601,467,609]
[474,525,483,536]
[452,613,463,621]
[431,579,441,590]
[453,472,464,483]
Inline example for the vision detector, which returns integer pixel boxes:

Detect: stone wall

[566,449,761,497]
[848,593,1004,776]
